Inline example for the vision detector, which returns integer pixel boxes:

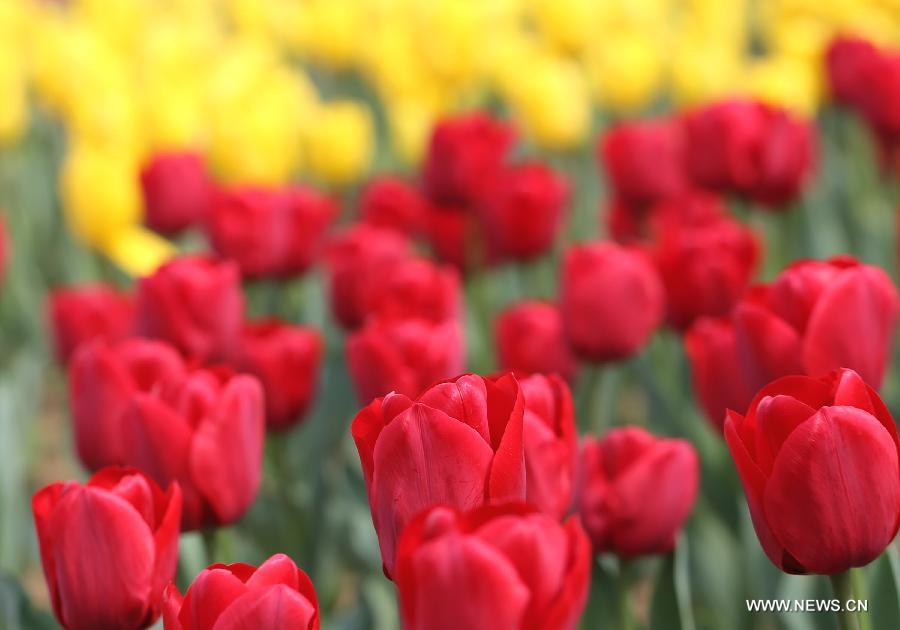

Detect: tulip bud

[734,256,898,391]
[207,185,337,279]
[346,317,465,404]
[48,283,135,364]
[495,300,578,382]
[561,242,664,362]
[119,367,265,530]
[577,427,699,556]
[136,256,244,363]
[358,176,427,236]
[395,504,590,630]
[237,319,323,431]
[725,369,900,574]
[139,151,212,236]
[33,467,182,630]
[479,162,569,261]
[163,554,319,630]
[825,36,879,108]
[351,373,526,575]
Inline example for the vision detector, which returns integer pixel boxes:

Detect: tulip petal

[734,301,803,391]
[152,483,183,610]
[32,482,70,622]
[212,584,318,630]
[541,517,592,630]
[418,375,491,444]
[486,375,526,502]
[162,583,184,630]
[180,568,249,630]
[246,554,299,591]
[754,395,817,475]
[763,406,900,574]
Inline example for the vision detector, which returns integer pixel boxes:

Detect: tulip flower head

[49,283,135,364]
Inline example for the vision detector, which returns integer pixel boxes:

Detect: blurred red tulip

[683,100,815,207]
[561,242,664,362]
[395,504,590,630]
[140,151,212,236]
[605,189,725,244]
[207,186,337,279]
[423,202,495,270]
[360,256,462,324]
[479,161,569,260]
[324,224,411,329]
[358,176,427,236]
[725,369,900,574]
[520,374,577,519]
[163,554,319,630]
[734,256,898,391]
[577,427,699,557]
[346,317,465,405]
[69,338,186,471]
[652,212,761,329]
[859,50,900,145]
[684,317,755,430]
[351,373,526,576]
[600,119,687,208]
[33,467,182,630]
[136,256,244,362]
[49,283,135,364]
[495,300,578,382]
[825,36,880,108]
[423,112,516,205]
[119,367,264,530]
[237,319,323,431]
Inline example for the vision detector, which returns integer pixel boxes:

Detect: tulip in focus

[237,319,323,431]
[358,176,427,236]
[725,369,900,574]
[395,504,590,630]
[139,150,212,236]
[561,242,664,362]
[163,554,319,630]
[136,256,244,362]
[495,300,578,382]
[33,467,182,630]
[49,283,135,364]
[577,427,699,556]
[351,373,526,575]
[120,366,265,530]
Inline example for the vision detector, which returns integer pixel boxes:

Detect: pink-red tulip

[351,373,526,576]
[734,256,898,391]
[33,467,182,630]
[561,242,664,362]
[140,151,212,236]
[237,319,323,431]
[495,300,578,382]
[135,256,244,362]
[119,367,264,530]
[346,317,465,405]
[358,176,427,236]
[48,284,135,364]
[725,369,900,574]
[395,504,590,630]
[207,186,337,279]
[577,427,699,556]
[69,338,186,471]
[163,554,319,630]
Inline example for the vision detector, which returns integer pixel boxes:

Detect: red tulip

[358,176,427,236]
[346,317,465,404]
[423,202,495,270]
[140,151,212,236]
[119,366,264,530]
[33,467,182,630]
[324,224,412,329]
[423,112,516,205]
[520,374,577,519]
[479,162,569,260]
[683,100,815,207]
[395,504,590,630]
[135,256,244,362]
[351,373,526,576]
[69,338,186,471]
[725,368,900,574]
[652,212,761,329]
[207,185,337,279]
[48,283,135,364]
[495,300,578,382]
[858,50,900,144]
[561,242,664,362]
[237,319,323,431]
[577,427,699,557]
[605,190,725,244]
[684,317,755,430]
[825,36,879,108]
[359,256,462,325]
[734,256,898,391]
[600,119,687,208]
[162,554,319,630]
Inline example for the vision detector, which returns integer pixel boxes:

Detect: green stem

[578,365,621,434]
[618,560,636,630]
[829,571,861,630]
[202,529,218,566]
[850,568,871,630]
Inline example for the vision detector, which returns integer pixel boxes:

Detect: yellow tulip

[101,225,177,277]
[0,43,28,145]
[386,98,439,166]
[747,55,821,116]
[671,37,744,106]
[585,30,665,113]
[298,0,364,70]
[306,100,375,187]
[528,0,601,54]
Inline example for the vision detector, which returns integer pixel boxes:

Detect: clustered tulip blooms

[49,283,135,364]
[495,300,578,382]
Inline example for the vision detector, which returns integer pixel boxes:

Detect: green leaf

[865,548,900,630]
[0,574,58,630]
[651,537,695,630]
